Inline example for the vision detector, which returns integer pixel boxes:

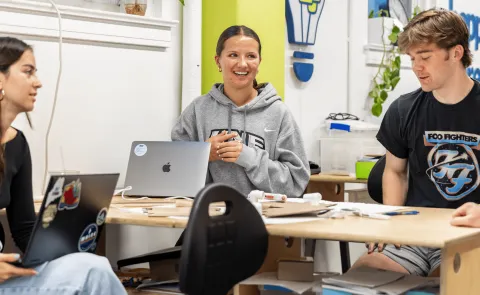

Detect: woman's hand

[0,253,36,283]
[217,140,243,163]
[206,131,238,162]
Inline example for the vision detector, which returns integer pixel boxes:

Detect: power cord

[41,0,63,193]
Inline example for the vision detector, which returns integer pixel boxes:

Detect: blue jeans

[0,253,127,294]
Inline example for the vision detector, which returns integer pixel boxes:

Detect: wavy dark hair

[0,37,33,181]
[216,25,262,88]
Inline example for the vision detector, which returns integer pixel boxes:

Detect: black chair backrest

[367,154,386,204]
[179,183,268,295]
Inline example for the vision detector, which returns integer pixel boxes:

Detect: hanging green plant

[179,0,185,5]
[368,9,401,117]
[368,6,422,117]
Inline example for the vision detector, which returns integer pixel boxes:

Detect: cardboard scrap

[261,202,332,218]
[147,206,224,217]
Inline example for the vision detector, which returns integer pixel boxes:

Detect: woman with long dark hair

[0,36,126,294]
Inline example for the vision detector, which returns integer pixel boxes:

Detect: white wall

[10,0,181,197]
[1,0,185,266]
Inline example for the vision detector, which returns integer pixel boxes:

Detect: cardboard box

[149,258,179,281]
[277,257,314,282]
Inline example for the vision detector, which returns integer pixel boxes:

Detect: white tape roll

[247,190,265,202]
[303,192,322,205]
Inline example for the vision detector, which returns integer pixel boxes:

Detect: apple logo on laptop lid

[162,162,171,173]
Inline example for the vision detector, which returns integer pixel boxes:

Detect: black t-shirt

[377,79,480,208]
[0,130,35,252]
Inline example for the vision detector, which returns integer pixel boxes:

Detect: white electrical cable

[41,0,63,192]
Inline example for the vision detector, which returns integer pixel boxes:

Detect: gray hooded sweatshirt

[171,83,310,198]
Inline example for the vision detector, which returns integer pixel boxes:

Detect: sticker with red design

[58,179,82,211]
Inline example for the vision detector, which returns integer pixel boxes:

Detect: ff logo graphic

[162,162,171,173]
[425,131,480,201]
[285,0,325,82]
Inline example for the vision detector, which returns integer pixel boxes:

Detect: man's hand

[217,140,243,163]
[451,202,480,228]
[206,131,238,162]
[0,254,36,283]
[365,242,401,254]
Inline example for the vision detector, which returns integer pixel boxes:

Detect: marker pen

[264,193,287,202]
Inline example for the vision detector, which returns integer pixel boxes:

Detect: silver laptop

[124,141,210,197]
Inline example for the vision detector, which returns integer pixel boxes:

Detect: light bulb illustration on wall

[286,0,325,82]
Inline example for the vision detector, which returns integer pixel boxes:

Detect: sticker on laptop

[134,144,147,156]
[78,223,98,252]
[42,204,58,228]
[41,177,65,228]
[96,208,108,226]
[58,179,81,211]
[44,177,65,209]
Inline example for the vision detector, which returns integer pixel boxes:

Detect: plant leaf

[392,26,401,34]
[369,9,374,18]
[383,70,391,84]
[378,9,389,17]
[391,76,401,89]
[372,103,383,117]
[388,32,398,44]
[391,69,400,78]
[413,5,421,17]
[368,89,378,98]
[394,56,401,68]
[179,0,185,5]
[380,90,388,101]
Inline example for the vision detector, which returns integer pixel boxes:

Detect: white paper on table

[329,202,405,214]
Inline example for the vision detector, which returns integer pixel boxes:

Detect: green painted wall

[201,0,285,98]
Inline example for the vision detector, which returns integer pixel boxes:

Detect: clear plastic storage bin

[319,121,385,177]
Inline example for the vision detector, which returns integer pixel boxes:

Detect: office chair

[367,154,386,204]
[179,183,268,295]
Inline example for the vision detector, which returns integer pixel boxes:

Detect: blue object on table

[384,210,420,216]
[323,288,353,295]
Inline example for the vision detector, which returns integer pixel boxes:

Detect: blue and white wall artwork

[286,0,325,82]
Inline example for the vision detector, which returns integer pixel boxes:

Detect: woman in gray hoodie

[171,25,310,198]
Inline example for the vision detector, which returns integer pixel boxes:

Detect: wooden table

[307,174,367,202]
[106,203,480,295]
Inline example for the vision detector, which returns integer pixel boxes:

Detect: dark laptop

[14,173,119,267]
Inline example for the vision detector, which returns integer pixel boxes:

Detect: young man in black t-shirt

[351,8,480,277]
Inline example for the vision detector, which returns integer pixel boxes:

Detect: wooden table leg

[306,182,351,273]
[441,235,480,294]
[234,236,302,295]
[306,182,344,202]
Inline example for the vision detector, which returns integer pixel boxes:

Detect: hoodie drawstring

[243,108,247,142]
[227,104,248,142]
[228,105,233,134]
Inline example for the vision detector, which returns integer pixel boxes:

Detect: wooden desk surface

[310,173,367,184]
[106,201,480,248]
